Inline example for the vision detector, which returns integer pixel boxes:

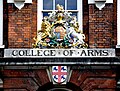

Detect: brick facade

[1,67,116,91]
[70,69,116,91]
[7,0,37,48]
[1,0,119,91]
[4,0,117,48]
[83,0,89,44]
[3,69,49,91]
[89,3,116,48]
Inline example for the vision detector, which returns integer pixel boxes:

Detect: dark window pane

[70,12,78,19]
[43,12,49,17]
[43,0,53,10]
[67,0,77,10]
[55,0,65,10]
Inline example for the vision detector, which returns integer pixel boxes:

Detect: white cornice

[88,0,113,10]
[7,0,32,3]
[7,0,32,9]
[88,0,113,4]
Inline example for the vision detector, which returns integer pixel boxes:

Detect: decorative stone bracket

[88,0,113,10]
[94,0,106,10]
[7,0,32,9]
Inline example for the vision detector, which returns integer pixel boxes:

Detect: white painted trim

[7,0,14,3]
[25,0,32,3]
[37,0,83,32]
[53,0,55,10]
[0,79,3,88]
[7,0,32,9]
[42,10,79,12]
[0,45,5,48]
[7,0,32,3]
[0,0,4,48]
[37,0,43,31]
[116,0,120,48]
[67,67,72,82]
[88,0,113,10]
[46,68,52,82]
[78,0,83,33]
[88,0,113,4]
[65,0,67,10]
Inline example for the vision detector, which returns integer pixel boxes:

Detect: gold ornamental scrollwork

[33,4,88,49]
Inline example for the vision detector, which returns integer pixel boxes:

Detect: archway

[37,82,82,91]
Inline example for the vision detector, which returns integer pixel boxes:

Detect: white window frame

[0,0,4,48]
[37,0,83,32]
[117,0,120,48]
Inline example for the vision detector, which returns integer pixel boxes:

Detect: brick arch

[3,69,50,91]
[70,69,116,91]
[1,67,117,91]
[37,82,83,91]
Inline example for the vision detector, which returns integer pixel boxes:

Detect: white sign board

[4,49,115,58]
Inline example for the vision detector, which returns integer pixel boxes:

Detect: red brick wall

[3,0,8,48]
[8,0,37,48]
[3,69,50,91]
[2,69,116,91]
[113,0,117,47]
[83,0,89,44]
[2,1,118,91]
[70,69,116,91]
[6,0,117,48]
[89,3,116,48]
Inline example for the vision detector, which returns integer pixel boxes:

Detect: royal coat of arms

[33,4,87,49]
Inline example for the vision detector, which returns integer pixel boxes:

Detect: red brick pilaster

[8,0,37,48]
[89,4,115,48]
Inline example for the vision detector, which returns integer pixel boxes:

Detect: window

[37,0,83,31]
[43,0,77,17]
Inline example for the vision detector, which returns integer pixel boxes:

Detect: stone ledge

[0,45,4,48]
[0,57,119,65]
[0,79,3,88]
[116,45,120,48]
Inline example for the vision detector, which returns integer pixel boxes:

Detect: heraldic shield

[33,4,88,49]
[52,66,67,84]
